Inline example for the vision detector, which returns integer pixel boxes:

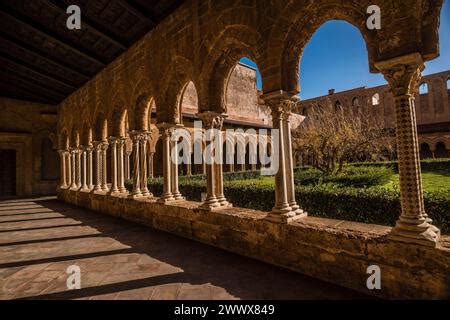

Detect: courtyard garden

[126,159,450,234]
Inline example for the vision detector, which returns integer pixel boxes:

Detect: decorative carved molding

[197,111,227,130]
[375,53,425,97]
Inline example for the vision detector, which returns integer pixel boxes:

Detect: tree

[292,104,395,175]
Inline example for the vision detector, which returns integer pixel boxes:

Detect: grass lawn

[383,171,450,194]
[224,169,450,195]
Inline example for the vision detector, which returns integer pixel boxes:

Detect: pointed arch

[199,25,263,113]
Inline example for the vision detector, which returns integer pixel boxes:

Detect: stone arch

[133,94,153,132]
[111,103,129,137]
[420,142,432,159]
[179,81,199,120]
[160,56,196,124]
[81,123,93,146]
[265,2,379,94]
[372,93,380,106]
[199,25,263,114]
[129,78,154,130]
[70,129,80,148]
[419,82,429,95]
[59,129,69,150]
[94,112,108,142]
[435,141,448,158]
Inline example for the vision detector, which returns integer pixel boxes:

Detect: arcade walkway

[0,198,368,300]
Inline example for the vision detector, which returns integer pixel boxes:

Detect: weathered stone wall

[59,189,450,300]
[180,63,271,127]
[0,98,59,196]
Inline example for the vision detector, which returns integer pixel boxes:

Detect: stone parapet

[58,189,450,299]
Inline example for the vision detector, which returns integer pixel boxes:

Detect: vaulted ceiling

[0,0,185,105]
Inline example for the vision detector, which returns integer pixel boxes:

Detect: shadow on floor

[1,198,374,300]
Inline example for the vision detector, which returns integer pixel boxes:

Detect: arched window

[352,97,360,107]
[419,143,433,160]
[334,101,343,112]
[372,93,380,106]
[419,83,428,95]
[435,142,448,159]
[447,78,450,90]
[41,138,59,180]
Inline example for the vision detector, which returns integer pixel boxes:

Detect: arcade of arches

[2,1,450,299]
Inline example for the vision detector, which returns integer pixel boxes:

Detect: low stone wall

[58,189,450,299]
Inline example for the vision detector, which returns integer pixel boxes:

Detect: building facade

[296,70,450,160]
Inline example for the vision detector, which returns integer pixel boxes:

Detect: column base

[119,187,128,194]
[172,193,185,201]
[265,210,304,224]
[157,194,175,203]
[108,188,120,195]
[388,219,440,247]
[129,190,143,199]
[80,187,90,193]
[198,197,221,211]
[217,196,232,207]
[141,189,153,197]
[290,203,308,218]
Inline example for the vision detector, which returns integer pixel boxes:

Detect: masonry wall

[296,70,450,155]
[59,189,450,300]
[0,98,59,196]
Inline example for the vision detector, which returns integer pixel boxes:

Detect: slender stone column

[66,151,72,189]
[197,112,228,210]
[101,143,109,191]
[70,149,78,189]
[375,53,440,247]
[125,150,131,180]
[264,93,293,222]
[140,133,151,197]
[129,132,142,198]
[76,148,82,189]
[157,126,175,203]
[171,137,184,200]
[86,146,94,190]
[118,138,127,193]
[282,99,306,218]
[186,157,192,176]
[148,152,155,178]
[108,137,119,194]
[58,150,68,189]
[81,147,88,191]
[93,142,102,192]
[215,130,230,207]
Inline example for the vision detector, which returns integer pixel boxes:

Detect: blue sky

[241,0,449,100]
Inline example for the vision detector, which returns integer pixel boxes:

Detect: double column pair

[197,112,230,210]
[129,131,152,198]
[263,92,307,223]
[157,124,184,203]
[108,137,127,195]
[93,141,109,192]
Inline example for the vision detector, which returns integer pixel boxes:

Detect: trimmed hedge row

[126,177,450,234]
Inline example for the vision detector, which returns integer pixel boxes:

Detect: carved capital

[130,130,149,143]
[375,53,424,97]
[263,91,298,121]
[108,137,119,146]
[197,111,227,130]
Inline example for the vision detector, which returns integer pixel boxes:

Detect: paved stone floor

[0,197,369,300]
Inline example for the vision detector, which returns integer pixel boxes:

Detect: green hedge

[294,166,394,187]
[126,177,450,234]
